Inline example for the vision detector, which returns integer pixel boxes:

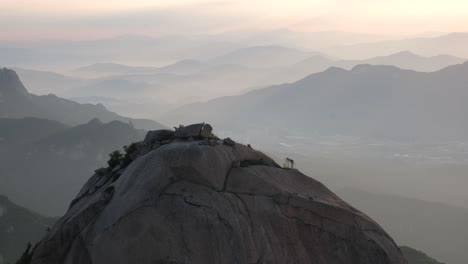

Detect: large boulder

[30,126,407,264]
[174,123,216,139]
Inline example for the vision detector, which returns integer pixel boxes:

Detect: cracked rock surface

[31,125,407,264]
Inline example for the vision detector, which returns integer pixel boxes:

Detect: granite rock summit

[31,124,407,264]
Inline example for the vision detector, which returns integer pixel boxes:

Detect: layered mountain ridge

[0,117,146,215]
[163,61,468,142]
[0,68,165,130]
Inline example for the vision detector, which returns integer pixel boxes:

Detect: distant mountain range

[302,51,464,72]
[212,29,390,50]
[0,30,391,69]
[325,32,468,59]
[73,49,464,78]
[0,195,56,264]
[71,45,316,77]
[0,35,238,68]
[338,51,464,71]
[208,45,321,68]
[3,31,468,69]
[74,63,155,77]
[268,50,465,85]
[163,61,468,142]
[0,68,166,130]
[11,48,465,120]
[338,188,466,264]
[0,117,146,216]
[11,67,84,95]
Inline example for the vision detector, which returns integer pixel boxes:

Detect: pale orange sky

[2,0,468,40]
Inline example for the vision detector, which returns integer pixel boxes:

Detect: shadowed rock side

[30,124,407,264]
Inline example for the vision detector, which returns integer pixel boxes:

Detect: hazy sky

[2,0,468,40]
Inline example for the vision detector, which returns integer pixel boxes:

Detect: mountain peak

[30,123,407,264]
[87,117,104,126]
[0,68,29,98]
[389,51,420,58]
[351,63,402,73]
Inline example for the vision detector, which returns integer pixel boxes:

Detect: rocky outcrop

[30,124,407,264]
[174,123,217,139]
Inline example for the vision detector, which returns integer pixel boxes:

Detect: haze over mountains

[164,61,468,142]
[0,30,393,69]
[326,32,468,59]
[10,47,465,120]
[3,31,468,68]
[0,68,165,130]
[0,117,146,215]
[2,26,468,264]
[0,69,167,214]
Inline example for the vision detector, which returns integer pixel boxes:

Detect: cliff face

[31,124,407,264]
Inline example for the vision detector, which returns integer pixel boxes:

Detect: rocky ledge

[30,123,407,264]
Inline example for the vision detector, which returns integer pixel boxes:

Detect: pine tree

[107,150,123,168]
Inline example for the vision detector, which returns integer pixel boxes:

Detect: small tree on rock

[108,150,123,169]
[122,143,138,167]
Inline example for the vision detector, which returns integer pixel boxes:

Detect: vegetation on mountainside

[106,142,139,170]
[107,150,124,169]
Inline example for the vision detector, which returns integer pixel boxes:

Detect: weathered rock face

[31,124,407,264]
